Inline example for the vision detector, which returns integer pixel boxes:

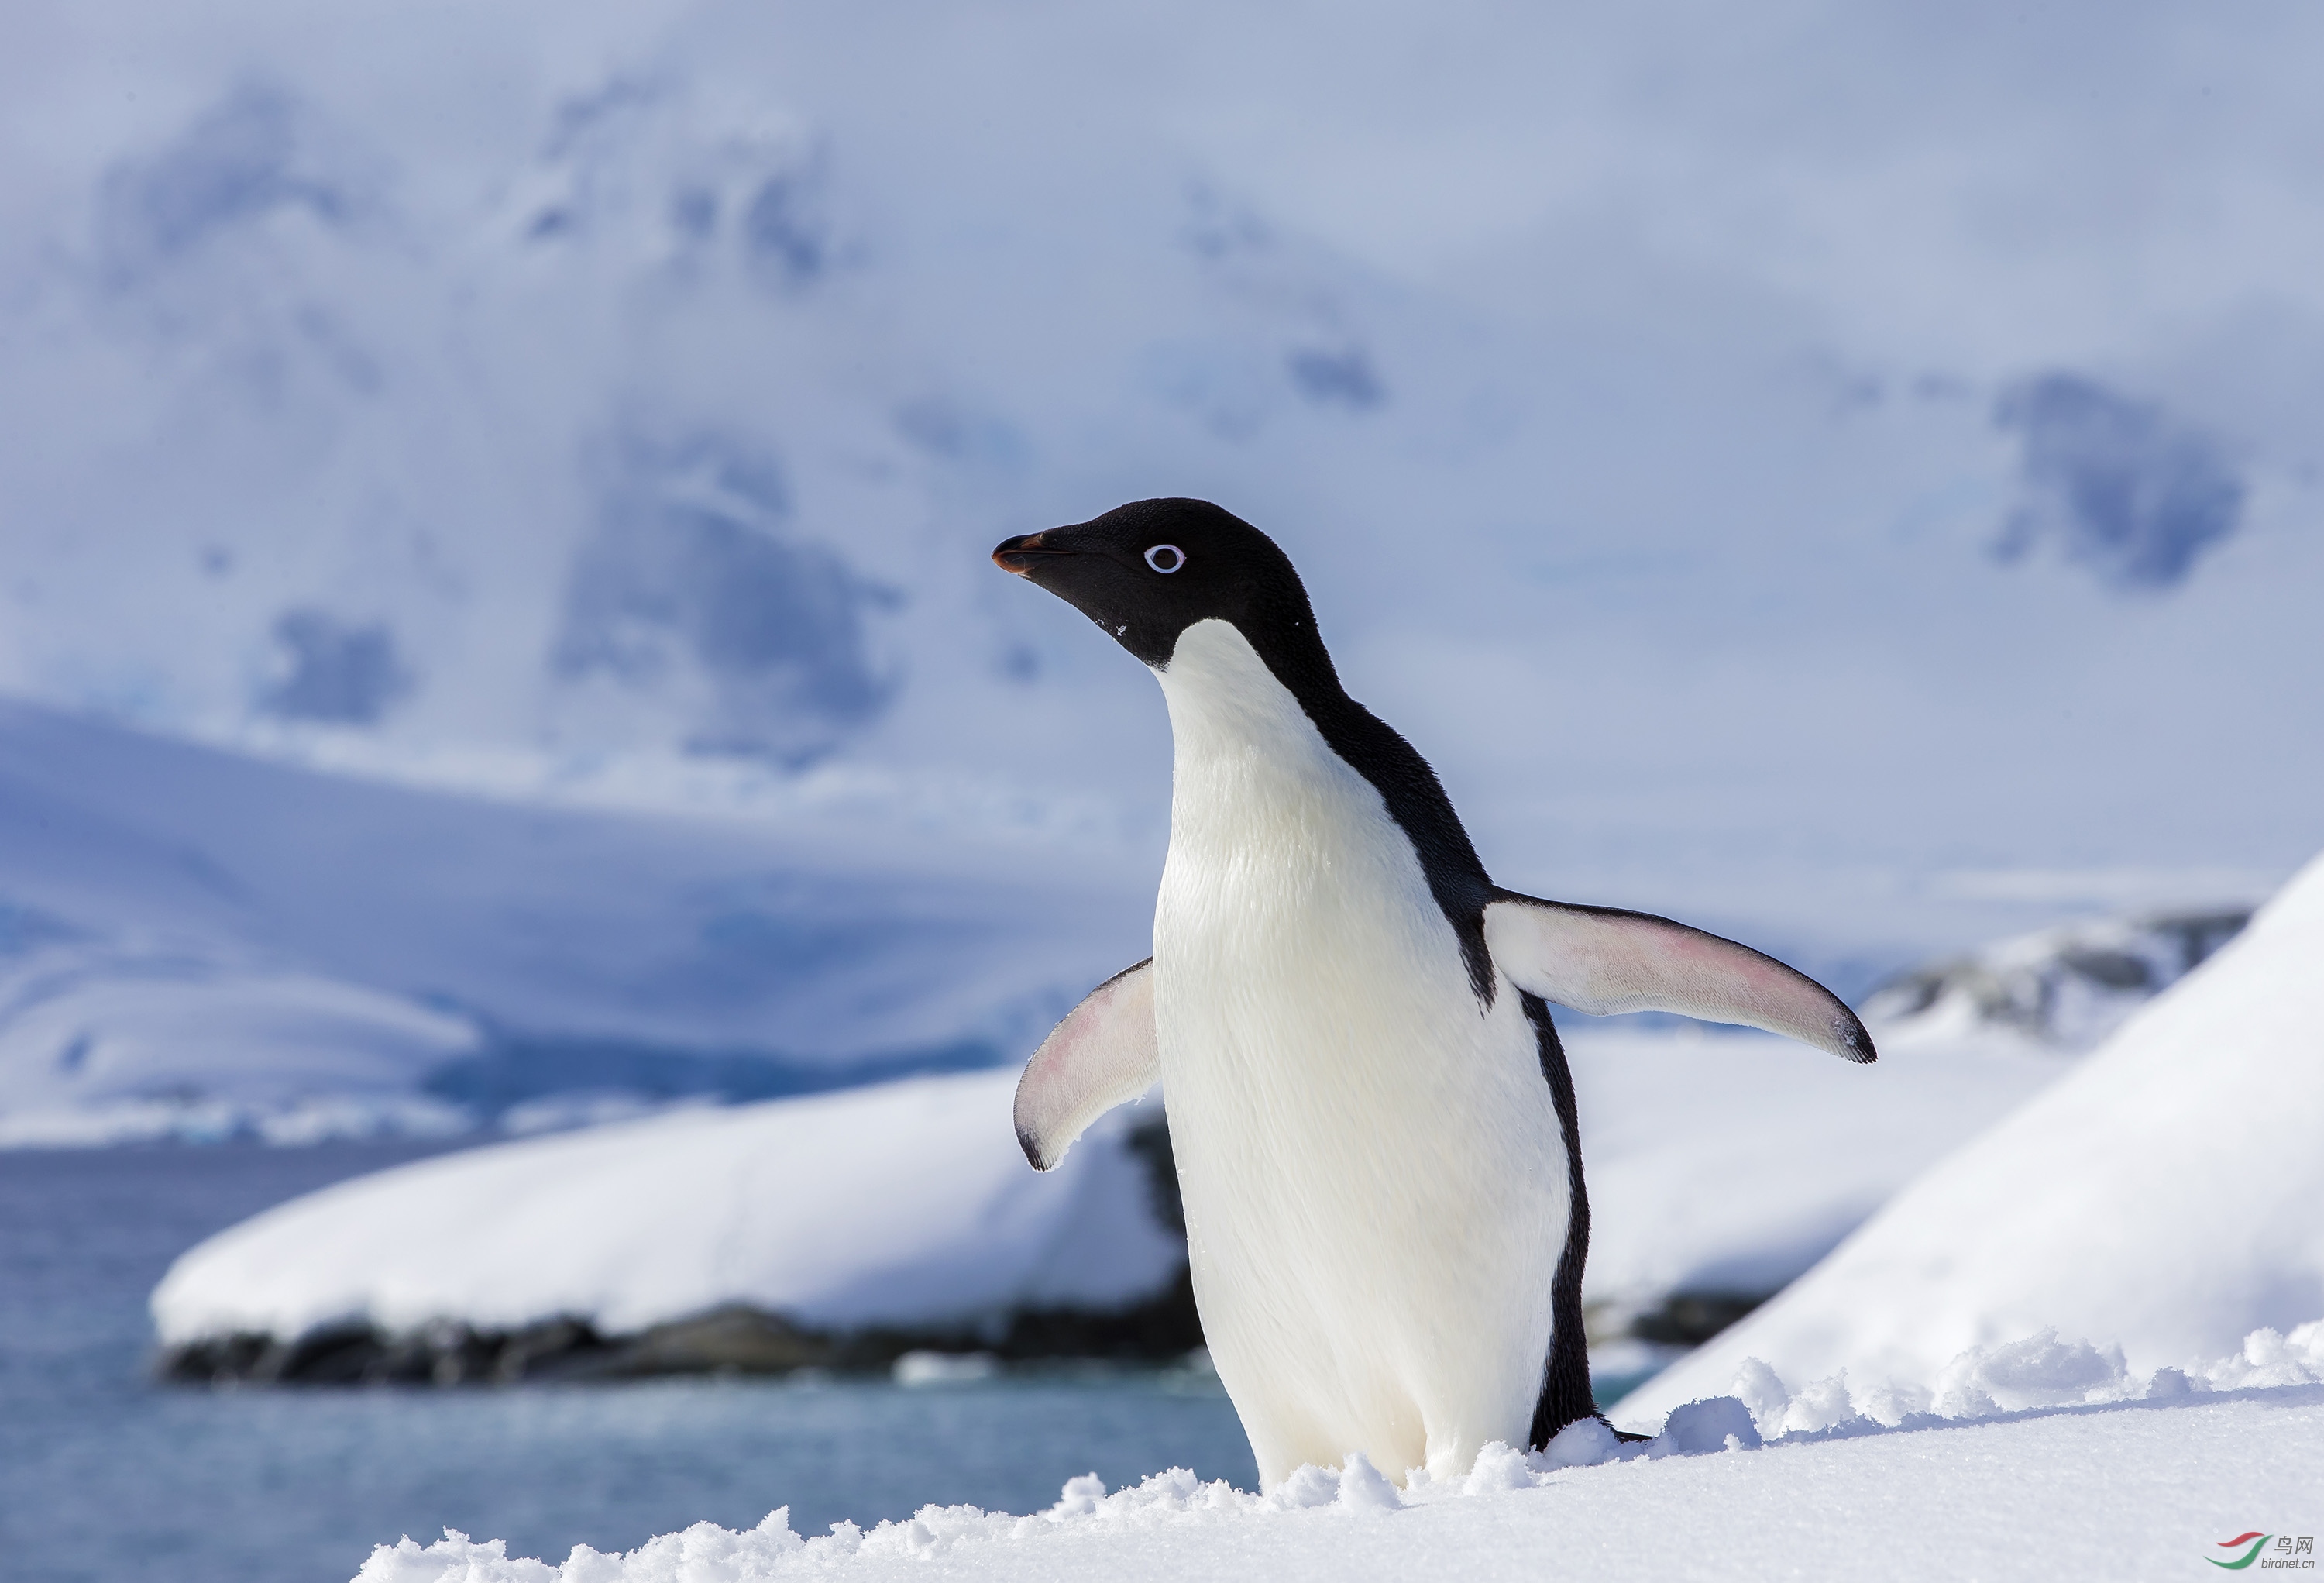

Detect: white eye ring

[1144,544,1185,573]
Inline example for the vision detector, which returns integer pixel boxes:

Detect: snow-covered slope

[1568,1028,2059,1344]
[2,0,2318,995]
[152,1070,1184,1375]
[352,1371,2324,1581]
[1618,848,2324,1427]
[0,700,1148,1144]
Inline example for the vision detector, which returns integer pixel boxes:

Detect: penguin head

[992,497,1323,671]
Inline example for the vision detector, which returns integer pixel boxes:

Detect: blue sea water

[0,1143,1256,1583]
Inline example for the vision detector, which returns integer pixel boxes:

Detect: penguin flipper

[1012,958,1161,1171]
[1482,893,1875,1063]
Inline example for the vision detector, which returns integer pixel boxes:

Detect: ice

[1620,851,2324,1428]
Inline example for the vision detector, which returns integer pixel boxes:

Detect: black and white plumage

[995,498,1872,1488]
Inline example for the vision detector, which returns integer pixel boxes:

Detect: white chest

[1147,621,1567,1486]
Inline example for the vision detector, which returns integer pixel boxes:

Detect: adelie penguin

[994,498,1872,1488]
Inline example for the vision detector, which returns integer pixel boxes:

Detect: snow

[1618,849,2324,1428]
[152,1070,1180,1346]
[1724,1320,2324,1440]
[346,1341,2324,1581]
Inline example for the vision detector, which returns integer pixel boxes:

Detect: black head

[999,496,1500,996]
[992,497,1331,676]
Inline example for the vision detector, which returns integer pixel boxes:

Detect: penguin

[994,497,1872,1488]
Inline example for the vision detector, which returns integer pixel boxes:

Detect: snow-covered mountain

[0,700,1148,1145]
[8,691,2164,1155]
[2,0,2317,1013]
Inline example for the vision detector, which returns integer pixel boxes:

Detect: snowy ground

[354,1372,2324,1581]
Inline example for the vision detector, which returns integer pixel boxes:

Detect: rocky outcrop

[159,1277,1202,1387]
[1862,907,2250,1049]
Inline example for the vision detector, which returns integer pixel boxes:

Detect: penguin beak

[992,532,1075,576]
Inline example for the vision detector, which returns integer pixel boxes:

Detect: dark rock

[1626,1291,1767,1348]
[610,1306,831,1375]
[156,1272,1203,1388]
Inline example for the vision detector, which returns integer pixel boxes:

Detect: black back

[996,496,1596,1445]
[1523,992,1599,1446]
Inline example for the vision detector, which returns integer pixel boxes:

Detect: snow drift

[1619,848,2324,1427]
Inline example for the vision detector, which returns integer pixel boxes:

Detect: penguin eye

[1143,544,1185,574]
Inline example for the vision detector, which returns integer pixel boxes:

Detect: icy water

[0,1143,1257,1583]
